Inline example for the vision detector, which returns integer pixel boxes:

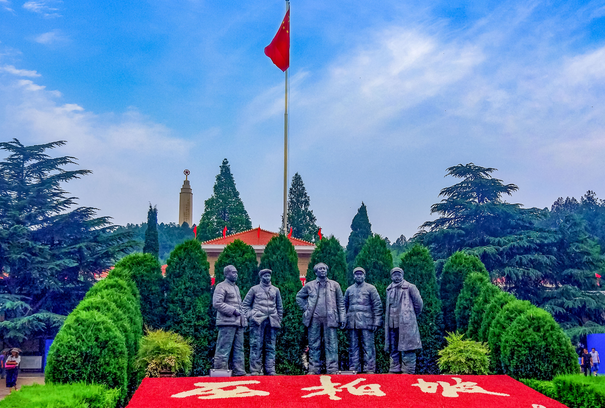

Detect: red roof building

[201,227,315,278]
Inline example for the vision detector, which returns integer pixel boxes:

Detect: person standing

[581,348,592,376]
[5,349,20,393]
[344,267,383,373]
[0,352,5,379]
[242,269,283,376]
[296,263,346,374]
[384,267,423,374]
[591,347,600,376]
[213,265,247,376]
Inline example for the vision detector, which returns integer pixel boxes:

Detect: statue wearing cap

[384,267,423,374]
[296,262,346,374]
[213,265,247,376]
[242,269,284,375]
[344,267,383,373]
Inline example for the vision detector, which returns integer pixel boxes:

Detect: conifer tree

[197,159,252,242]
[440,252,489,332]
[346,203,372,272]
[467,283,501,340]
[306,236,347,287]
[488,300,534,373]
[284,173,319,242]
[215,239,258,294]
[143,204,159,259]
[400,244,443,374]
[164,240,213,375]
[354,235,393,288]
[477,291,516,342]
[455,272,491,333]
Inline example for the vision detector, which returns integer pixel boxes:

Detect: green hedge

[45,310,128,404]
[501,308,578,380]
[553,375,605,408]
[477,291,516,342]
[0,383,119,408]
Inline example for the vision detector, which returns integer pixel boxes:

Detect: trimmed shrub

[45,310,128,403]
[215,239,258,293]
[164,239,213,375]
[136,329,193,377]
[354,235,393,288]
[488,300,534,373]
[400,244,443,374]
[478,291,516,342]
[438,332,490,375]
[519,379,557,400]
[553,375,605,408]
[259,234,300,286]
[113,253,165,329]
[307,236,347,287]
[467,283,501,340]
[0,383,119,408]
[501,308,578,380]
[455,272,491,333]
[440,252,489,333]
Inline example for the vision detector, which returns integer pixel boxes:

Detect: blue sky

[1,0,604,244]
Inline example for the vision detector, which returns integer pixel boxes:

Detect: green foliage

[455,272,491,333]
[116,222,194,263]
[197,159,252,242]
[275,282,305,375]
[552,375,605,408]
[518,378,558,400]
[488,299,534,373]
[0,294,65,344]
[135,329,193,377]
[285,173,319,242]
[0,383,120,408]
[501,308,578,380]
[440,252,489,332]
[0,139,135,345]
[400,244,443,374]
[467,283,501,340]
[565,321,605,345]
[214,239,258,293]
[114,253,165,329]
[164,239,213,375]
[346,202,372,274]
[437,332,490,375]
[259,235,300,286]
[477,291,516,342]
[306,236,347,287]
[143,204,159,259]
[354,235,393,288]
[45,310,128,403]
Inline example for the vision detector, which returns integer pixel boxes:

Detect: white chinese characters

[301,375,386,400]
[412,377,510,398]
[171,380,270,400]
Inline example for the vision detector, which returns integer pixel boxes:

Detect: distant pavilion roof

[200,227,315,247]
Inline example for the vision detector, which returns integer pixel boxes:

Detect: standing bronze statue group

[212,263,423,376]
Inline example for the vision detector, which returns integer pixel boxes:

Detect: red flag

[596,273,602,278]
[257,227,261,240]
[264,8,290,71]
[222,226,227,238]
[193,224,197,238]
[288,227,293,238]
[318,228,322,240]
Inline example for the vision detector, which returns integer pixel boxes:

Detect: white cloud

[34,30,67,45]
[1,65,41,77]
[23,0,61,17]
[0,0,13,12]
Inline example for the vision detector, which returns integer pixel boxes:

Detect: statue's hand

[340,322,346,330]
[233,309,241,317]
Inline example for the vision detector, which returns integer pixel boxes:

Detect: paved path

[0,372,45,400]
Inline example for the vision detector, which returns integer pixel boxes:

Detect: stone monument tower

[179,169,193,226]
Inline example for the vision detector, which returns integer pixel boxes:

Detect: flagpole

[282,0,290,234]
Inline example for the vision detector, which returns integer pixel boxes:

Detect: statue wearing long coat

[384,279,423,352]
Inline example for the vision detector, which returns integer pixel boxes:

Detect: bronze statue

[296,263,346,374]
[242,269,283,376]
[384,267,423,374]
[213,265,247,376]
[344,267,383,373]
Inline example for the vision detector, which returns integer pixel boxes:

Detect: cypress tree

[455,272,491,333]
[440,252,489,333]
[354,235,393,288]
[477,291,516,342]
[143,204,159,259]
[467,283,501,340]
[113,253,165,329]
[260,235,304,374]
[400,244,443,374]
[164,239,213,375]
[306,236,347,287]
[285,173,319,242]
[215,239,258,294]
[197,159,252,242]
[346,203,372,274]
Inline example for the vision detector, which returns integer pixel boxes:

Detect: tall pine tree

[197,159,252,242]
[143,204,159,259]
[284,173,319,242]
[346,202,372,273]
